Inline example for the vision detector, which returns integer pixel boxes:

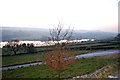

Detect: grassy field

[2,41,119,66]
[2,41,119,78]
[2,52,46,66]
[2,41,120,56]
[2,50,100,66]
[1,46,52,56]
[2,56,118,78]
[69,43,120,50]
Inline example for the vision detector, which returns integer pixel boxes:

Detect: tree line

[3,40,36,55]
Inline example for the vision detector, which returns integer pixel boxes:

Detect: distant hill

[1,27,117,41]
[114,33,120,40]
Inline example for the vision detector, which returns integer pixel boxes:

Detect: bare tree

[44,22,75,78]
[26,43,36,53]
[48,22,74,45]
[5,40,20,55]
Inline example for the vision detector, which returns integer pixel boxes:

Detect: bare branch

[49,22,74,45]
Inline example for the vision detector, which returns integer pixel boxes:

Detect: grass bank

[2,52,46,66]
[2,56,118,78]
[2,50,100,66]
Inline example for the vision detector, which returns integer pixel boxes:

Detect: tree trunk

[13,50,16,55]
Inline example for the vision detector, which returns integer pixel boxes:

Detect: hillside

[1,27,117,41]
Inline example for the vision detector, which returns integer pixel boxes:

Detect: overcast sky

[0,0,119,33]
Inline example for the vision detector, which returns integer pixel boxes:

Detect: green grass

[69,42,120,49]
[70,43,110,47]
[35,47,53,51]
[2,52,47,66]
[2,50,100,66]
[2,41,119,66]
[2,41,120,56]
[2,47,49,56]
[2,57,118,78]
